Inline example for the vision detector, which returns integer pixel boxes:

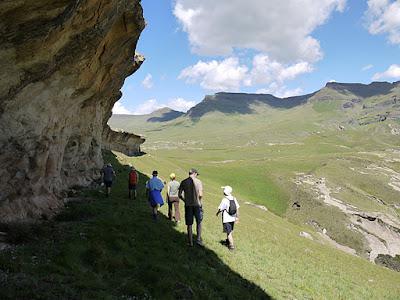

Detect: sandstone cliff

[0,0,145,221]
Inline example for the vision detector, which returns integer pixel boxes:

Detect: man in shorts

[178,168,203,246]
[101,163,116,197]
[216,186,240,251]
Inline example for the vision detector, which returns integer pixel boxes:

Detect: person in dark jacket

[178,168,203,246]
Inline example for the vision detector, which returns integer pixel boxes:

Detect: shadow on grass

[0,151,270,299]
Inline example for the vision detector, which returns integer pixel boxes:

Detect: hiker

[146,170,164,220]
[216,186,240,251]
[101,163,116,197]
[128,165,139,200]
[178,168,203,246]
[167,173,181,222]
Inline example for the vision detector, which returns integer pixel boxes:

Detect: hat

[170,173,176,179]
[107,163,112,167]
[221,186,233,196]
[189,168,199,175]
[152,170,158,176]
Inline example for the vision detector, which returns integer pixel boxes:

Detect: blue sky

[113,0,400,115]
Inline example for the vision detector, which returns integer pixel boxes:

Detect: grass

[1,151,400,299]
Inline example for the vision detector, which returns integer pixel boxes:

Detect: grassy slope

[2,151,399,299]
[108,89,400,260]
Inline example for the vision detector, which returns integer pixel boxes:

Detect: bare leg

[196,222,202,242]
[107,187,111,196]
[227,232,234,249]
[187,225,193,246]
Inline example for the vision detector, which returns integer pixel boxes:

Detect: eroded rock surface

[0,0,145,221]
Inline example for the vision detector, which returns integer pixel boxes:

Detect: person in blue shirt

[146,170,164,220]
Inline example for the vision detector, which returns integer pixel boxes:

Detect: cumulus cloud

[174,0,346,62]
[365,0,400,44]
[249,54,313,86]
[142,73,154,89]
[133,98,197,115]
[256,84,303,98]
[133,99,164,115]
[112,102,133,115]
[167,98,196,112]
[372,64,400,80]
[179,54,313,94]
[178,57,248,91]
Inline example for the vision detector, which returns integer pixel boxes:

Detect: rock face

[0,1,145,222]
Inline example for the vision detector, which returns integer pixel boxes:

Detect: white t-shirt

[218,196,240,223]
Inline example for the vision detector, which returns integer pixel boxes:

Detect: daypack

[129,171,138,185]
[228,198,237,216]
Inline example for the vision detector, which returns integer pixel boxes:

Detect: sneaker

[196,239,204,247]
[228,245,235,251]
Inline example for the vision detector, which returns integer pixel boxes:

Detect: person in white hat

[216,186,240,250]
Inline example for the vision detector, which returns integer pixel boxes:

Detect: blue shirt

[146,176,164,191]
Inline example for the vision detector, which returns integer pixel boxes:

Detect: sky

[113,0,400,115]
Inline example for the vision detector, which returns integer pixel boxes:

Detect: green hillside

[3,82,398,299]
[1,151,399,299]
[109,82,400,263]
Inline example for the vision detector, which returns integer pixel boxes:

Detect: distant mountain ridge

[111,81,400,124]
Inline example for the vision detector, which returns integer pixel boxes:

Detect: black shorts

[223,222,235,234]
[185,206,203,226]
[128,184,137,190]
[104,180,113,188]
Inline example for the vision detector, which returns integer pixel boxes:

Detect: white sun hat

[221,185,233,196]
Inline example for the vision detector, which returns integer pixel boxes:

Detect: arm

[178,182,184,201]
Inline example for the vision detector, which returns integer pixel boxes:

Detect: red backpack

[129,171,138,185]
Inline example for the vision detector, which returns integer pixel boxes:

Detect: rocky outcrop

[102,125,144,156]
[0,1,145,222]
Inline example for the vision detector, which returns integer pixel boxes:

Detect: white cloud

[365,0,400,44]
[174,0,346,62]
[372,64,400,80]
[178,57,248,91]
[142,73,154,89]
[362,64,374,71]
[249,54,313,86]
[256,84,303,98]
[167,98,196,112]
[179,54,313,95]
[133,99,164,115]
[112,102,133,115]
[133,98,197,115]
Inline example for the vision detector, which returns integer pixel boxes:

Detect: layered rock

[102,125,144,156]
[0,0,145,222]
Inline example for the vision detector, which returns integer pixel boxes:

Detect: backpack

[129,171,138,185]
[228,198,237,216]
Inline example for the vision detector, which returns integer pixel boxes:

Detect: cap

[189,168,199,175]
[152,170,158,176]
[170,173,176,179]
[221,186,233,196]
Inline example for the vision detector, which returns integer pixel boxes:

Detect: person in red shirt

[128,165,139,200]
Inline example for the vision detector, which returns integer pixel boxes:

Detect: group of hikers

[101,164,240,250]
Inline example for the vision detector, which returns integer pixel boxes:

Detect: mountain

[186,92,315,118]
[146,107,185,122]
